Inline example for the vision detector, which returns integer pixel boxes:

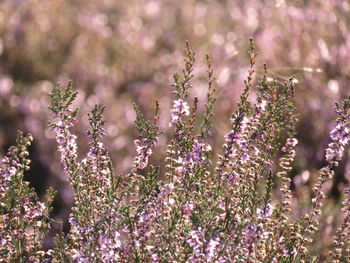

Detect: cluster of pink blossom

[133,138,155,169]
[0,155,17,198]
[54,120,78,167]
[326,119,350,164]
[175,139,212,176]
[169,99,190,127]
[186,228,206,260]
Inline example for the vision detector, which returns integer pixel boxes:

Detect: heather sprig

[0,131,55,263]
[133,101,161,169]
[214,38,257,187]
[48,81,78,122]
[48,82,79,188]
[172,41,196,100]
[199,54,216,139]
[329,96,350,262]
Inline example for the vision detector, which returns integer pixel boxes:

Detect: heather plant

[2,2,350,233]
[0,41,350,262]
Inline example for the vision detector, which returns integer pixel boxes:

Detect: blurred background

[0,0,349,258]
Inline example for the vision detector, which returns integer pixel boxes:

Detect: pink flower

[169,99,190,126]
[133,139,155,169]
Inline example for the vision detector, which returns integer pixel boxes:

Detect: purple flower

[206,237,221,261]
[286,138,298,147]
[186,228,205,258]
[169,99,190,126]
[133,139,155,169]
[257,203,273,219]
[325,121,350,163]
[183,201,195,216]
[53,123,79,176]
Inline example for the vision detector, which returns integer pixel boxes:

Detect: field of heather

[0,1,350,262]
